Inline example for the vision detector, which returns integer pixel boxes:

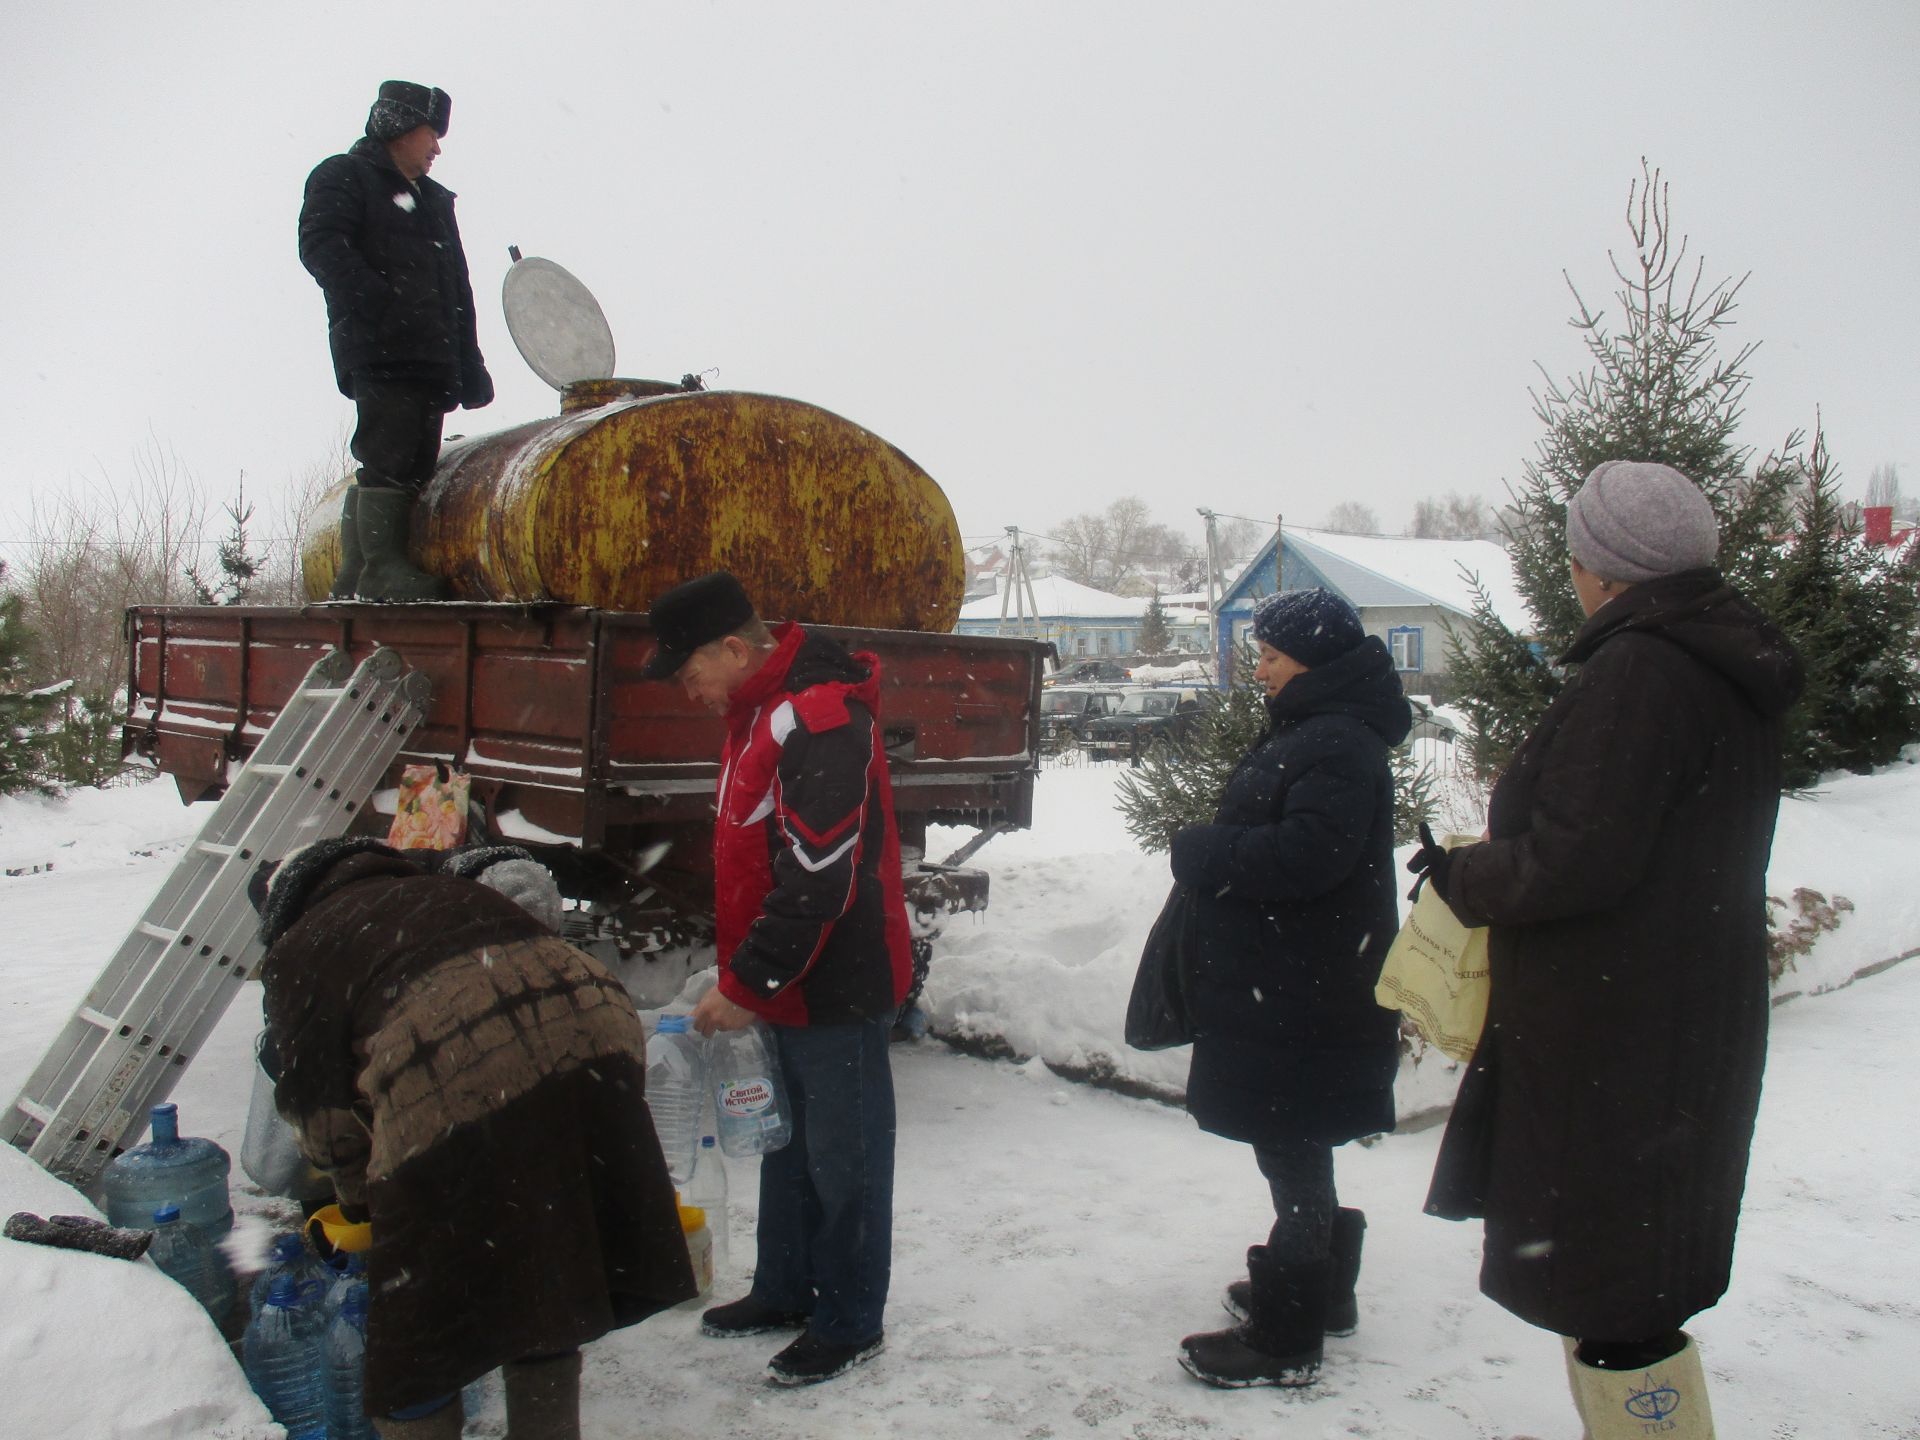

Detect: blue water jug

[248,1232,331,1324]
[146,1203,233,1327]
[243,1275,327,1440]
[100,1102,234,1239]
[324,1281,377,1440]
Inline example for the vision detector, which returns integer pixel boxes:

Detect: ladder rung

[77,1007,117,1031]
[194,841,238,858]
[14,1097,53,1125]
[136,922,176,942]
[248,764,292,778]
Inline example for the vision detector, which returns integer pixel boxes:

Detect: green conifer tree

[1,562,56,796]
[1136,590,1171,655]
[1448,162,1797,779]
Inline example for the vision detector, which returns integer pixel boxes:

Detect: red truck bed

[124,604,1047,916]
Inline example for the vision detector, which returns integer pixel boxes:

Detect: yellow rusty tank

[300,382,965,630]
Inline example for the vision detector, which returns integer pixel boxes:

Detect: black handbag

[1124,883,1195,1051]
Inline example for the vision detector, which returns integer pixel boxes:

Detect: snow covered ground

[2,757,1918,1438]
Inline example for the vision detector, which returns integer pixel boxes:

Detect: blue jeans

[749,1018,895,1343]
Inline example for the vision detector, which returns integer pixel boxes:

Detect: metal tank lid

[501,254,617,390]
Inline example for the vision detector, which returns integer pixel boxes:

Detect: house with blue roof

[1212,527,1529,696]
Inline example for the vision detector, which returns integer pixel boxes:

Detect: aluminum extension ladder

[2,646,432,1191]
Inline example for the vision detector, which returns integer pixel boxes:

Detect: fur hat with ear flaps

[439,845,565,934]
[365,80,451,141]
[252,836,413,948]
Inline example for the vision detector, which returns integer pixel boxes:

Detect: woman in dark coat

[254,837,696,1440]
[1169,589,1410,1388]
[1415,460,1803,1439]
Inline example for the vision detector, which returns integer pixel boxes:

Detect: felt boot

[503,1351,583,1440]
[1570,1333,1715,1439]
[1181,1252,1327,1388]
[372,1395,464,1440]
[353,485,448,602]
[328,486,364,599]
[1222,1208,1365,1335]
[1562,1336,1593,1440]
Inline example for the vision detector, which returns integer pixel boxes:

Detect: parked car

[1048,658,1129,685]
[1081,686,1214,762]
[1040,685,1130,754]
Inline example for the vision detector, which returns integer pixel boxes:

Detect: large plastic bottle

[645,1014,707,1184]
[242,1275,328,1440]
[100,1102,234,1239]
[676,1203,714,1302]
[710,1021,792,1158]
[146,1203,233,1328]
[686,1134,730,1277]
[248,1232,331,1323]
[324,1281,377,1440]
[321,1250,368,1326]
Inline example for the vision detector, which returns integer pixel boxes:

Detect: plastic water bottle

[711,1021,791,1158]
[249,1232,330,1323]
[147,1203,233,1327]
[324,1281,377,1440]
[243,1275,327,1439]
[645,1014,707,1183]
[677,1203,714,1301]
[687,1134,730,1277]
[321,1250,368,1325]
[101,1102,234,1239]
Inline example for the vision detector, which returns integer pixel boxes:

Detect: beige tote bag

[1375,835,1491,1062]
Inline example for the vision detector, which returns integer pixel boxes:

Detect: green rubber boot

[353,485,449,602]
[327,486,364,599]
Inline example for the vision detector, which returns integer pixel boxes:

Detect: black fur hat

[252,836,411,947]
[366,80,451,141]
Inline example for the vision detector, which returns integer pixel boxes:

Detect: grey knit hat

[1566,460,1719,583]
[1251,587,1365,668]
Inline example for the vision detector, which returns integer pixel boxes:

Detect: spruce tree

[1762,425,1920,786]
[1,562,56,795]
[187,479,263,606]
[1136,590,1171,655]
[1448,162,1797,779]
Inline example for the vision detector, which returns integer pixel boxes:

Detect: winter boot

[1181,1253,1328,1388]
[701,1292,812,1338]
[767,1329,887,1386]
[372,1395,464,1440]
[1561,1336,1593,1440]
[1222,1209,1366,1335]
[503,1350,583,1440]
[1569,1333,1715,1439]
[353,485,449,602]
[327,486,364,599]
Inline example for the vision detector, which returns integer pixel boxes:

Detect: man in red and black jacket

[646,572,911,1387]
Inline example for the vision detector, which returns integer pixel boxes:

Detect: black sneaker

[700,1294,811,1338]
[766,1330,886,1386]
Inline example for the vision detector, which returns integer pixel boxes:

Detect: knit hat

[642,571,758,680]
[1566,460,1719,583]
[365,80,451,141]
[441,845,564,933]
[1251,588,1365,668]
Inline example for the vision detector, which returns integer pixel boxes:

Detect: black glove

[462,363,495,410]
[1405,822,1455,903]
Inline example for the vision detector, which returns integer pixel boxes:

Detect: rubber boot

[1561,1336,1593,1440]
[354,485,449,602]
[1180,1252,1328,1388]
[503,1350,583,1440]
[327,486,364,599]
[1570,1333,1714,1439]
[1223,1208,1365,1335]
[372,1395,464,1440]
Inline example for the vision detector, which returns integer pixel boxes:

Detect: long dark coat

[1426,570,1803,1339]
[260,846,694,1414]
[298,137,492,407]
[1170,637,1411,1147]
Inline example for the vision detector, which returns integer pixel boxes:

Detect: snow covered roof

[1223,527,1532,631]
[956,573,1153,621]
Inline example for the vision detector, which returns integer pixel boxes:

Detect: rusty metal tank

[300,380,966,630]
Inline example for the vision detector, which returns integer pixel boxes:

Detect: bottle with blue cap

[248,1231,331,1325]
[145,1203,233,1327]
[243,1274,327,1439]
[644,1012,707,1184]
[100,1101,234,1240]
[324,1279,377,1440]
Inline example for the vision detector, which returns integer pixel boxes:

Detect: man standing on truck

[298,80,494,603]
[646,570,911,1387]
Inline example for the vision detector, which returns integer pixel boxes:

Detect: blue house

[1212,527,1527,694]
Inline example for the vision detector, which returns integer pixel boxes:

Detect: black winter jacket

[1171,637,1411,1147]
[298,137,492,407]
[1426,570,1803,1338]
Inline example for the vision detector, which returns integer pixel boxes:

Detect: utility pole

[1198,507,1220,690]
[997,526,1041,642]
[1275,513,1285,594]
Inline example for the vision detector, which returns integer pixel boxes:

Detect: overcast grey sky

[2,0,1914,566]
